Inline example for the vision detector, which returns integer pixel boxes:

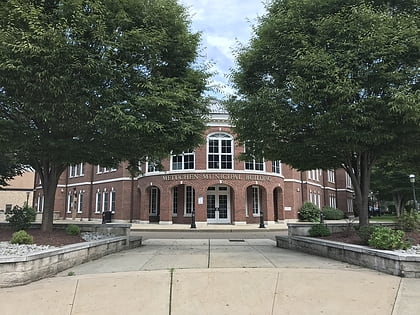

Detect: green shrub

[298,202,321,222]
[321,207,345,220]
[395,211,420,232]
[66,224,81,236]
[309,224,331,237]
[6,205,36,231]
[368,227,411,250]
[355,225,376,245]
[10,230,34,244]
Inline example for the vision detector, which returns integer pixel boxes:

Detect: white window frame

[171,151,195,170]
[110,190,116,213]
[95,190,102,213]
[77,191,84,213]
[207,133,234,170]
[252,186,261,216]
[102,191,109,212]
[147,159,160,173]
[329,194,337,208]
[272,160,282,175]
[184,186,195,216]
[150,187,159,215]
[327,169,335,183]
[346,173,353,188]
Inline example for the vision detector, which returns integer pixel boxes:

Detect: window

[77,191,84,213]
[150,187,159,215]
[252,186,260,215]
[272,161,282,175]
[172,151,195,170]
[346,173,353,188]
[347,198,353,213]
[95,191,102,213]
[103,191,109,212]
[329,194,337,208]
[97,165,117,174]
[147,160,160,173]
[66,194,72,213]
[5,204,12,213]
[308,169,320,181]
[69,163,85,177]
[207,133,233,169]
[185,186,195,215]
[110,190,116,212]
[327,169,335,183]
[37,195,44,212]
[245,159,264,171]
[172,187,178,216]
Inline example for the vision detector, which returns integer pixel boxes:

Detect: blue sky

[180,0,267,98]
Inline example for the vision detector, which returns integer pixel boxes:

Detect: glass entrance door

[207,186,230,223]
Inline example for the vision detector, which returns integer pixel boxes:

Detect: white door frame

[207,185,231,224]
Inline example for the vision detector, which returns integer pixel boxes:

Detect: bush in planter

[355,225,376,245]
[321,207,345,220]
[395,210,419,232]
[6,205,36,231]
[368,227,411,250]
[298,202,321,222]
[66,224,81,236]
[309,224,331,237]
[10,230,34,244]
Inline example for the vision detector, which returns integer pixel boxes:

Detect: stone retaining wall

[0,223,141,287]
[276,235,420,278]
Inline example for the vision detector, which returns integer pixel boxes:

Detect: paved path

[1,238,419,314]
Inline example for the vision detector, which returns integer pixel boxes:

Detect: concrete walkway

[1,238,419,314]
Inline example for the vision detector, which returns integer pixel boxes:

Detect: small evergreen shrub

[66,224,81,236]
[6,205,36,231]
[309,224,331,237]
[321,207,345,220]
[10,230,34,244]
[298,202,321,222]
[368,227,411,250]
[395,211,420,232]
[355,225,376,245]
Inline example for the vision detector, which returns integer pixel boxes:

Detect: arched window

[207,133,233,170]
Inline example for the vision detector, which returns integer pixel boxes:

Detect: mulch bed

[0,228,85,247]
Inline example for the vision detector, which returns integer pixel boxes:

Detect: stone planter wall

[276,235,420,278]
[0,223,141,287]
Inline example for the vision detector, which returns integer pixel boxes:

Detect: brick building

[33,109,354,224]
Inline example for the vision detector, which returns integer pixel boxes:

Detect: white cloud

[179,0,267,98]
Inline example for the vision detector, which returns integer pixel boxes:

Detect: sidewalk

[0,268,412,315]
[1,238,419,314]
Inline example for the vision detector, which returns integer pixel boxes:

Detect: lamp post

[409,174,418,211]
[190,210,196,229]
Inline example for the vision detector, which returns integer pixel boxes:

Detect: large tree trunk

[344,151,374,227]
[392,193,404,217]
[36,160,66,232]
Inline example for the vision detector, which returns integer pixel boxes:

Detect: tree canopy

[228,0,420,226]
[0,0,209,231]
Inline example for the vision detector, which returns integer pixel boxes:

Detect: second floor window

[172,151,195,170]
[69,163,85,177]
[272,161,282,175]
[207,133,233,170]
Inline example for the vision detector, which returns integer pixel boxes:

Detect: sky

[179,0,267,98]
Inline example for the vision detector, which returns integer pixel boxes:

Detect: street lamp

[409,174,418,211]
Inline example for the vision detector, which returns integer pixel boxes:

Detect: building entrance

[207,185,230,223]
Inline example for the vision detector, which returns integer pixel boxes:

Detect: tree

[371,152,420,216]
[0,0,209,232]
[228,0,420,227]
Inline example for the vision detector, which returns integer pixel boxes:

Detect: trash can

[102,211,112,224]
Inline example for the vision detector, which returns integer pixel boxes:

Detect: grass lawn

[369,215,397,222]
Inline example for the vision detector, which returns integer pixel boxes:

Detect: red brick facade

[34,112,354,224]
